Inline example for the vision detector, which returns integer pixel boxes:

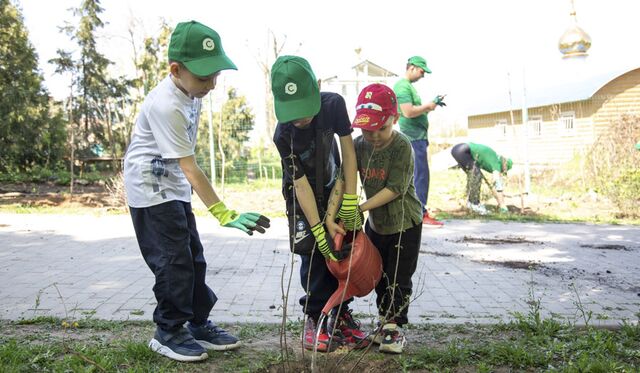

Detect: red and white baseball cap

[351,83,398,131]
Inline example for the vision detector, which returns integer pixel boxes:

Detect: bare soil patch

[457,235,544,245]
[579,244,630,251]
[0,182,115,209]
[476,260,544,270]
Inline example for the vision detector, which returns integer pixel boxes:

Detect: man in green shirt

[393,56,446,227]
[451,142,513,214]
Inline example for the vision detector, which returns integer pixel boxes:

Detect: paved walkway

[1,213,638,326]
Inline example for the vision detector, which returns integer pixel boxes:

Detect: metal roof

[468,65,640,116]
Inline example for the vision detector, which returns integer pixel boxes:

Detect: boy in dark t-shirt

[271,55,367,351]
[351,83,423,354]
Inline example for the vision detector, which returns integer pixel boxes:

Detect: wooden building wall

[467,68,640,167]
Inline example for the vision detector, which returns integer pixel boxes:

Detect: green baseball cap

[635,141,640,150]
[168,21,237,77]
[270,55,321,123]
[501,156,513,173]
[408,56,432,74]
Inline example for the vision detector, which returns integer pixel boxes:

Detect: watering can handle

[333,221,345,251]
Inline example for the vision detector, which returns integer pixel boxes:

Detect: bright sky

[18,0,640,133]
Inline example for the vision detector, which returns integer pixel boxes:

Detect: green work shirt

[393,78,428,141]
[354,131,423,235]
[468,142,502,173]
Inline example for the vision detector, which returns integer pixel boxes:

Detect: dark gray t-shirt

[354,131,422,234]
[273,92,352,205]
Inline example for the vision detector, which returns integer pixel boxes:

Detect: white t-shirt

[124,75,202,208]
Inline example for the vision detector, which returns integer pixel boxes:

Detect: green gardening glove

[208,201,271,235]
[433,94,447,107]
[336,193,363,231]
[310,223,349,261]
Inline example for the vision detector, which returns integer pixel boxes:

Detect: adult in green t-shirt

[393,56,446,227]
[451,142,513,215]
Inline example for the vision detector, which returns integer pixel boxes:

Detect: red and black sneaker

[302,317,342,352]
[328,309,370,349]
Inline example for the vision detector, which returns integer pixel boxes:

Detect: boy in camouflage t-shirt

[351,84,423,354]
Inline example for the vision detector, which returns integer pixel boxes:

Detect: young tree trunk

[217,109,226,198]
[68,89,75,198]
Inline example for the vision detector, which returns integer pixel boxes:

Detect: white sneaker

[378,323,406,354]
[466,202,488,215]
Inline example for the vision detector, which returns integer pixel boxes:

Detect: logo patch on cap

[354,115,371,124]
[202,38,215,51]
[285,82,297,95]
[365,91,373,99]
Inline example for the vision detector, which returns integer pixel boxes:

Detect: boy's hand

[208,201,271,235]
[326,219,346,239]
[336,193,363,231]
[311,223,349,261]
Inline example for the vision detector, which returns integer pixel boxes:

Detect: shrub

[584,114,640,217]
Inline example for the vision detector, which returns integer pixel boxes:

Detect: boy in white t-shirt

[123,21,270,362]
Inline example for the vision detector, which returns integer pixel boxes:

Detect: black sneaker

[188,320,241,351]
[149,326,208,362]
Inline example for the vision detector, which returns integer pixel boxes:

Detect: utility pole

[521,69,530,193]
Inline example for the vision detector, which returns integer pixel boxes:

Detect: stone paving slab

[0,213,638,326]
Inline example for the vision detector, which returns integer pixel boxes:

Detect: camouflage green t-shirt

[393,78,428,141]
[354,131,423,235]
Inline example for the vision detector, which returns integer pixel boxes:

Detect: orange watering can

[321,228,383,316]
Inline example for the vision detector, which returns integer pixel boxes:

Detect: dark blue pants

[299,249,350,319]
[411,139,430,213]
[130,201,216,331]
[366,222,422,326]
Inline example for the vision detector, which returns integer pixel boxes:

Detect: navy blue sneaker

[149,326,208,362]
[188,321,241,351]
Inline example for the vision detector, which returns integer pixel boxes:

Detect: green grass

[0,203,125,215]
[398,321,640,372]
[1,313,638,372]
[429,168,640,225]
[2,169,639,224]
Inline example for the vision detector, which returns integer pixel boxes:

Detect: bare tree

[247,29,300,141]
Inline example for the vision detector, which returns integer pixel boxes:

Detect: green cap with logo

[408,56,432,74]
[270,55,321,123]
[500,156,513,173]
[168,21,237,77]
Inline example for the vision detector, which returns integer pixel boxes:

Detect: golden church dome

[559,10,592,58]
